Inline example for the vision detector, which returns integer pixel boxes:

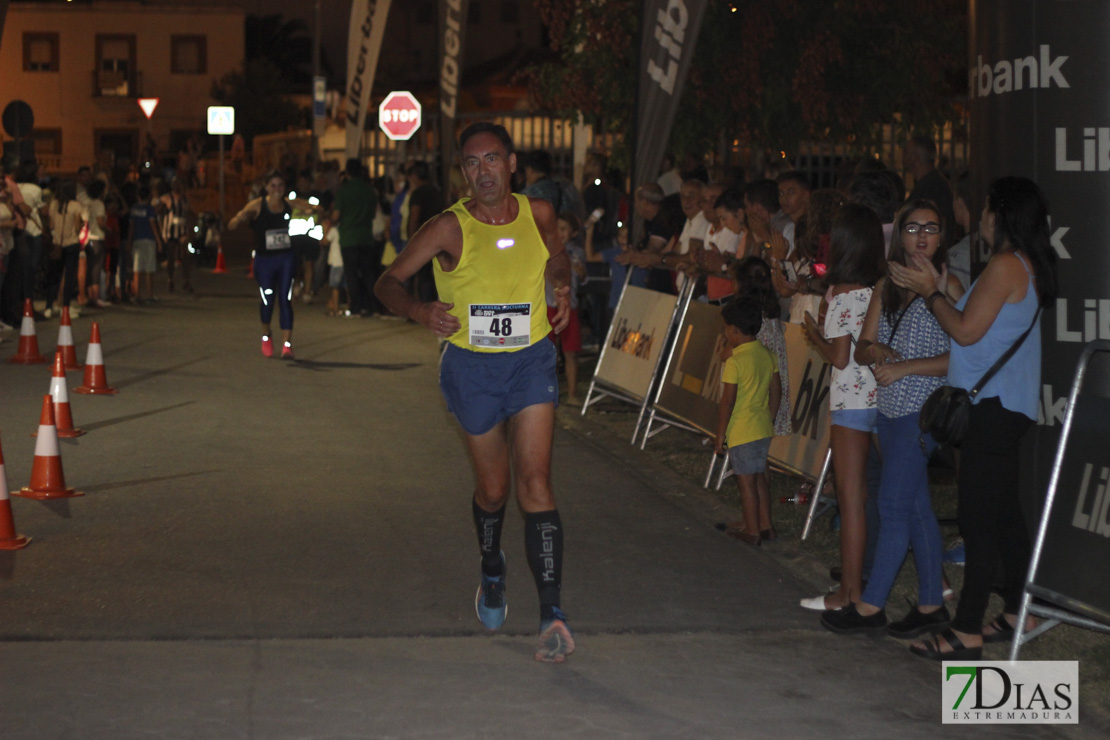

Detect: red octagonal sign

[378,91,421,141]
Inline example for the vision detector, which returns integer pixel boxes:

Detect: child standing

[322,219,343,316]
[128,184,163,305]
[716,298,782,547]
[551,212,587,404]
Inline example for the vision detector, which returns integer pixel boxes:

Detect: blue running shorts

[439,339,559,435]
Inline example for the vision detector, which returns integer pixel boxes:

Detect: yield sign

[378,91,421,141]
[137,98,159,119]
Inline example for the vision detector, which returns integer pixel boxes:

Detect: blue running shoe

[475,552,508,630]
[535,606,575,663]
[943,538,965,565]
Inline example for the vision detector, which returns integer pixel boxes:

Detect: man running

[374,122,574,663]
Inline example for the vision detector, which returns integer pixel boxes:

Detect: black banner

[631,0,707,240]
[439,0,469,194]
[970,2,1110,506]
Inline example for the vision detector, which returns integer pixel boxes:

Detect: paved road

[0,269,1098,738]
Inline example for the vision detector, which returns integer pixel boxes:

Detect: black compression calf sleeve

[525,509,563,615]
[472,499,507,576]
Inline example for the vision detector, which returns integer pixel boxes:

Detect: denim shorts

[729,437,772,475]
[830,408,878,433]
[439,339,558,435]
[328,265,344,288]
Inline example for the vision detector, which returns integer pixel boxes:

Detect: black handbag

[919,306,1041,446]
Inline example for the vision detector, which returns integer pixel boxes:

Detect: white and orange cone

[75,322,118,395]
[37,351,85,438]
[0,433,31,549]
[56,306,82,371]
[16,395,83,500]
[9,299,47,365]
[212,242,228,274]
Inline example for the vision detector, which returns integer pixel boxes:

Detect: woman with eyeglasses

[820,198,963,638]
[890,177,1057,662]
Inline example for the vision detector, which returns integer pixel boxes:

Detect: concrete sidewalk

[0,267,1099,738]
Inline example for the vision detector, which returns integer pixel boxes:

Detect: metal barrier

[1011,340,1110,660]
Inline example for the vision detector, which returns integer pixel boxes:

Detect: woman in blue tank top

[890,177,1058,662]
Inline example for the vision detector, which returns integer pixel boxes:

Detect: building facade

[0,1,245,173]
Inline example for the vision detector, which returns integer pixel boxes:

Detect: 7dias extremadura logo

[943,662,1078,724]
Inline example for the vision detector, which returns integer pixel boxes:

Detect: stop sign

[378,91,421,141]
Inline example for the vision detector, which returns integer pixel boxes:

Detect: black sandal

[909,628,982,662]
[982,615,1017,644]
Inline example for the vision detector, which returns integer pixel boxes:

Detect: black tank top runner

[252,198,292,254]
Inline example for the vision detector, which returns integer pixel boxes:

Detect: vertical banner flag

[969,2,1110,506]
[345,0,393,161]
[632,0,708,242]
[439,0,470,195]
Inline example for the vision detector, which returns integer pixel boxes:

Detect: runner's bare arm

[228,198,262,230]
[375,211,463,337]
[533,198,571,333]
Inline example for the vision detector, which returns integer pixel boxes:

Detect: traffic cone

[75,322,118,395]
[37,351,85,438]
[56,306,82,371]
[16,395,83,500]
[9,299,47,365]
[0,434,31,549]
[212,242,228,274]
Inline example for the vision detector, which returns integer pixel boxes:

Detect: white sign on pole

[207,106,235,136]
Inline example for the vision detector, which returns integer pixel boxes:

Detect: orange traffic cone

[0,434,31,549]
[37,351,85,438]
[56,306,82,371]
[75,322,118,395]
[212,242,228,274]
[9,299,47,365]
[16,395,83,500]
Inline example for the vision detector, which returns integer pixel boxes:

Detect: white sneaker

[70,306,81,319]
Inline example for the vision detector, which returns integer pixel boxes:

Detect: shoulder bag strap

[969,305,1042,399]
[889,295,920,343]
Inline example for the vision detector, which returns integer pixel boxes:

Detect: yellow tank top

[435,194,551,352]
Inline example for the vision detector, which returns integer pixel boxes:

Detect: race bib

[469,303,531,347]
[265,229,291,251]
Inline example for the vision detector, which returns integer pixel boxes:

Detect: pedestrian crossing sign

[207,106,235,135]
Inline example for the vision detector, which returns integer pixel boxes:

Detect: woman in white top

[0,181,16,325]
[82,179,108,308]
[799,204,886,611]
[47,180,87,318]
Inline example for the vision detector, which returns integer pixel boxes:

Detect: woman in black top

[229,171,318,359]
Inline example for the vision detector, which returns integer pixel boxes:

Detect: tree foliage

[210,58,306,146]
[526,0,967,162]
[245,14,313,89]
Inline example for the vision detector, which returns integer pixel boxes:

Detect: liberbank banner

[439,0,469,193]
[633,0,707,205]
[345,0,393,161]
[969,3,1110,497]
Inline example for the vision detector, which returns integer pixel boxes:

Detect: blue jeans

[862,411,944,608]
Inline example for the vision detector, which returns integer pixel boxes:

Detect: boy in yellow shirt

[716,298,782,547]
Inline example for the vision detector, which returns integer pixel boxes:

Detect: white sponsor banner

[345,0,393,161]
[769,323,831,480]
[594,286,679,401]
[942,661,1078,724]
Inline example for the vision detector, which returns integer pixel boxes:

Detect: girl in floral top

[821,199,964,638]
[800,204,886,611]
